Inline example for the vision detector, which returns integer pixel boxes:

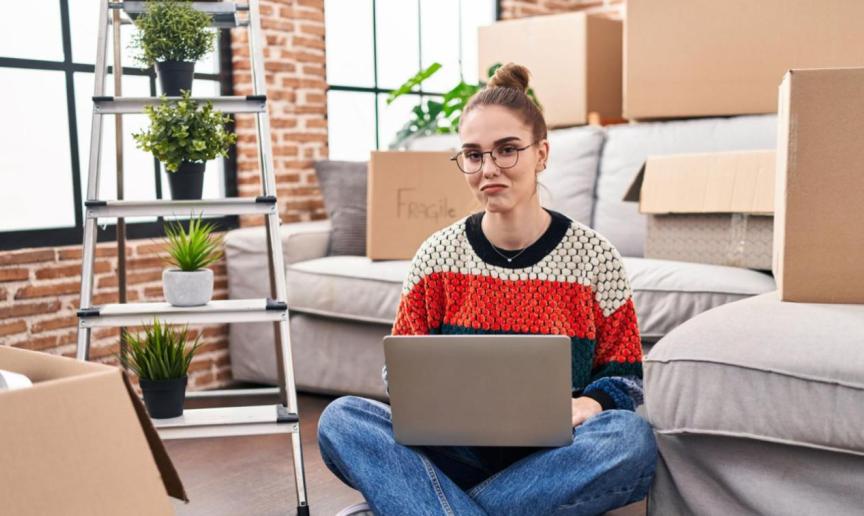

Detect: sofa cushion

[406,126,605,226]
[595,115,777,258]
[314,160,367,256]
[644,291,864,456]
[286,255,776,343]
[286,256,409,324]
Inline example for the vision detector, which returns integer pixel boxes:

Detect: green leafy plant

[164,214,224,271]
[386,63,543,149]
[133,90,237,172]
[131,0,216,66]
[124,319,202,380]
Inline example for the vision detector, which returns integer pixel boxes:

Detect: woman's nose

[481,155,500,176]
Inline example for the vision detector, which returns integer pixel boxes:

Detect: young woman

[318,63,657,516]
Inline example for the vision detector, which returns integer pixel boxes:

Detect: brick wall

[0,0,327,391]
[232,0,329,228]
[0,242,230,390]
[500,0,624,19]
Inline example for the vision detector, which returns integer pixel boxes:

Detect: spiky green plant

[133,90,237,173]
[164,215,224,271]
[124,319,202,380]
[131,0,216,67]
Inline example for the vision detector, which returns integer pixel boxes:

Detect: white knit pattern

[401,216,632,318]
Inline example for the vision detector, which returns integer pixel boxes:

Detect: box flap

[0,347,182,515]
[623,150,775,214]
[122,371,189,503]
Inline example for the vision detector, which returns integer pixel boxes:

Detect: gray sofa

[224,114,778,397]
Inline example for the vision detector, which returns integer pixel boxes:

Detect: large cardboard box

[624,150,775,270]
[774,68,864,304]
[478,12,621,128]
[625,0,864,120]
[367,151,477,260]
[0,346,186,515]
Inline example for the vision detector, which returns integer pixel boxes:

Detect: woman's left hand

[571,396,603,428]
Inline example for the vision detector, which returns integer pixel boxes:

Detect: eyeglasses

[450,141,538,174]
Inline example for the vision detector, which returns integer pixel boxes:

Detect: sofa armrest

[224,220,332,300]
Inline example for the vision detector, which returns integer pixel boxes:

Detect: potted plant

[133,91,237,199]
[162,214,224,307]
[125,319,202,419]
[131,0,216,96]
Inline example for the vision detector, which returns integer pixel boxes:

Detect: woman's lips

[482,185,507,194]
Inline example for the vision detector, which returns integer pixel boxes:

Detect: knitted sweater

[383,207,644,411]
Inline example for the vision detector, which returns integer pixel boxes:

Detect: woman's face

[458,105,548,214]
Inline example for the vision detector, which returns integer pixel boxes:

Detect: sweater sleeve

[579,243,644,412]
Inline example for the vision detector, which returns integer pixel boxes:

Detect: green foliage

[133,90,237,172]
[386,63,543,149]
[124,319,202,380]
[164,214,224,271]
[131,0,216,66]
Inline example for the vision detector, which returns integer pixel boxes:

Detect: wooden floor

[166,392,647,516]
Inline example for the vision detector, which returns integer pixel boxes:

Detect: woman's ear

[536,139,549,171]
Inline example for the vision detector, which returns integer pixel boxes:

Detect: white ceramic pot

[162,268,213,307]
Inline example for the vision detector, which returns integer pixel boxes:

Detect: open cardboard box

[0,346,186,515]
[624,150,775,270]
[367,150,478,260]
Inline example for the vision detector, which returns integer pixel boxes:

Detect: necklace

[486,216,548,263]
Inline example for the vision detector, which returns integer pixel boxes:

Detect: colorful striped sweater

[383,207,644,411]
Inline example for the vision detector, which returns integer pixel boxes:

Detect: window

[324,0,498,161]
[0,0,237,250]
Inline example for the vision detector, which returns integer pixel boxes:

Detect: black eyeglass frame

[449,141,539,174]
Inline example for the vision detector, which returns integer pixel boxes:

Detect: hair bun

[487,63,531,93]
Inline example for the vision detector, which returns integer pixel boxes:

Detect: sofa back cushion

[594,115,777,258]
[314,160,367,256]
[406,125,605,226]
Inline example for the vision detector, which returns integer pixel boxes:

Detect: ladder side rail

[77,0,112,360]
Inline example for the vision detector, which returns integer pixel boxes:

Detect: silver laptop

[383,334,573,447]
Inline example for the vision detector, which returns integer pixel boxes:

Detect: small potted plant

[125,319,202,419]
[162,214,224,307]
[133,91,237,199]
[131,0,216,96]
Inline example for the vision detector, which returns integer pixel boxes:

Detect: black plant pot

[139,376,187,419]
[155,60,195,96]
[167,161,206,200]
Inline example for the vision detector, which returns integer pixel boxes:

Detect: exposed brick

[0,320,27,337]
[31,315,78,333]
[58,246,120,261]
[299,23,325,36]
[0,268,29,282]
[126,256,168,270]
[36,261,110,280]
[134,242,169,256]
[0,249,55,266]
[13,335,59,352]
[0,287,6,301]
[98,270,163,289]
[0,300,61,320]
[15,281,81,300]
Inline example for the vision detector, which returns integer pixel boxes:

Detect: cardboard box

[625,0,864,120]
[0,346,186,515]
[478,12,621,128]
[774,68,864,304]
[624,150,775,269]
[367,151,477,260]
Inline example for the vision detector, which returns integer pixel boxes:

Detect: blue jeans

[317,396,657,516]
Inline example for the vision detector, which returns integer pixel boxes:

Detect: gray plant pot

[163,268,213,307]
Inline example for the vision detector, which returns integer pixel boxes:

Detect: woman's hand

[571,396,603,428]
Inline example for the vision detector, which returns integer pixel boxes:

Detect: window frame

[326,0,501,154]
[0,0,238,251]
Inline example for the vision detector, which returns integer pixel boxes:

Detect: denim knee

[606,409,658,473]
